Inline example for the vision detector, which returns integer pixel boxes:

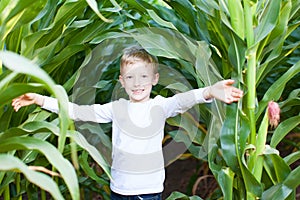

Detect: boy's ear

[152,73,159,86]
[119,75,125,87]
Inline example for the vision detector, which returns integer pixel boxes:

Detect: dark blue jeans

[111,191,162,200]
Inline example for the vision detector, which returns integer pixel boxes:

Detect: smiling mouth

[132,89,144,94]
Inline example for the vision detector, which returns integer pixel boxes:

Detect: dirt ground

[163,157,300,200]
[163,158,218,199]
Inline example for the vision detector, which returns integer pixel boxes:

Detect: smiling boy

[12,45,243,200]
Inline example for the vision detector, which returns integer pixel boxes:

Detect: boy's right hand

[12,93,44,112]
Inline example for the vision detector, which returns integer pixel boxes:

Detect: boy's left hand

[204,80,243,104]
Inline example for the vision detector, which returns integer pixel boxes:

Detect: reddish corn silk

[268,101,280,128]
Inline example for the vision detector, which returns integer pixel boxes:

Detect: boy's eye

[125,75,133,79]
[142,75,148,78]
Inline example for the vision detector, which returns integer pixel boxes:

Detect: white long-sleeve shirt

[42,89,211,195]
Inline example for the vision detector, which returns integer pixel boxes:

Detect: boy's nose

[134,77,142,86]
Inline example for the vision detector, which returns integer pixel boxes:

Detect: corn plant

[0,0,122,198]
[118,0,300,199]
[0,0,300,199]
[140,0,300,199]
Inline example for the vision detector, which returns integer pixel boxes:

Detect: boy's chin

[129,95,150,103]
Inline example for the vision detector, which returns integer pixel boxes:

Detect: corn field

[0,0,299,199]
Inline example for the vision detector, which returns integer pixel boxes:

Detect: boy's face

[119,60,159,103]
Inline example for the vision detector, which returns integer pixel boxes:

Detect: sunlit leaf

[270,115,300,148]
[0,154,64,200]
[0,51,70,153]
[0,137,79,200]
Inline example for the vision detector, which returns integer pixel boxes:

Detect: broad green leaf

[262,162,299,199]
[132,28,195,62]
[21,121,112,179]
[0,127,37,140]
[194,0,218,16]
[257,59,300,119]
[0,83,44,105]
[0,51,70,153]
[0,154,64,200]
[249,111,269,181]
[166,191,203,200]
[77,123,112,150]
[217,167,235,200]
[254,0,281,44]
[166,0,198,36]
[280,88,300,113]
[227,0,244,39]
[167,129,207,160]
[146,9,177,30]
[284,151,300,166]
[0,0,46,41]
[0,72,18,94]
[220,104,262,197]
[270,115,300,148]
[228,32,246,75]
[85,0,113,23]
[264,154,291,184]
[0,137,79,200]
[268,0,291,41]
[33,0,87,49]
[20,30,48,58]
[79,151,109,185]
[42,44,86,73]
[70,130,111,179]
[220,104,239,172]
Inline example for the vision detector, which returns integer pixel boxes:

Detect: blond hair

[120,46,158,74]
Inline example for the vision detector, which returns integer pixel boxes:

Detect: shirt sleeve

[41,96,113,123]
[158,88,213,118]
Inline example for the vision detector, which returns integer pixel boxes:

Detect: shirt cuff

[193,88,213,103]
[41,96,59,113]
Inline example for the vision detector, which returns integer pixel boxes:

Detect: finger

[12,99,19,106]
[224,79,235,86]
[231,91,243,97]
[14,104,20,112]
[12,96,23,105]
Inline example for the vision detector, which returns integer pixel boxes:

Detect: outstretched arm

[202,79,243,104]
[12,93,45,112]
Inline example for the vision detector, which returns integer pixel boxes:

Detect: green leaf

[270,115,300,148]
[21,121,112,179]
[227,0,244,39]
[0,154,64,200]
[228,32,246,77]
[132,28,195,62]
[0,137,79,200]
[0,51,70,153]
[220,104,239,172]
[146,9,177,30]
[217,167,235,200]
[166,191,203,200]
[79,151,109,185]
[166,0,198,36]
[264,154,291,184]
[284,151,300,166]
[262,160,299,200]
[220,104,262,197]
[70,130,112,179]
[257,59,300,119]
[0,83,44,105]
[254,0,281,44]
[0,0,46,41]
[85,0,113,23]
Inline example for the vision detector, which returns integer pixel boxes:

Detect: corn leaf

[0,154,64,200]
[0,137,79,200]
